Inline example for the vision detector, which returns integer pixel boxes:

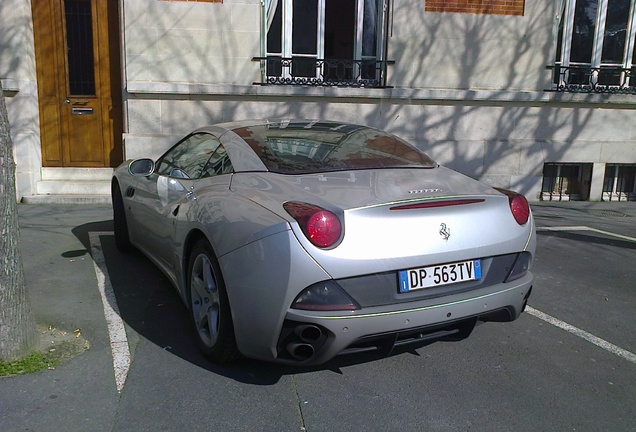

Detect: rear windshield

[231,121,436,174]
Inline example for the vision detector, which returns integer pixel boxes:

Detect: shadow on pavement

[537,230,636,250]
[70,220,435,385]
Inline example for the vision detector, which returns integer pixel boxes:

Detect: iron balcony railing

[550,65,636,94]
[252,57,394,88]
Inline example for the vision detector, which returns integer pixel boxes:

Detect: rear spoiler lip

[389,198,486,211]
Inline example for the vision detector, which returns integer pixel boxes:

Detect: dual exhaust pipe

[286,324,324,361]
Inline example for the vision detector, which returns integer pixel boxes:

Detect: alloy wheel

[190,253,221,348]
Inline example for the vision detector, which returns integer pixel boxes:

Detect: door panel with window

[32,0,122,167]
[554,0,636,90]
[131,134,224,271]
[263,0,389,86]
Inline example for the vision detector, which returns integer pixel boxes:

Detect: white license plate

[398,259,482,293]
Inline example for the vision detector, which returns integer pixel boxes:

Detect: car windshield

[230,121,436,174]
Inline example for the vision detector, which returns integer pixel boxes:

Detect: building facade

[2,0,635,202]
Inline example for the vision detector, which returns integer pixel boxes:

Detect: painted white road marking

[89,232,131,393]
[85,224,635,390]
[536,225,636,242]
[526,306,636,365]
[532,225,636,365]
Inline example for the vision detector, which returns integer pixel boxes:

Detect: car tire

[187,239,240,363]
[112,181,133,252]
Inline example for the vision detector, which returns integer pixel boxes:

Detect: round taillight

[306,210,341,247]
[494,188,530,226]
[283,202,343,248]
[510,194,530,225]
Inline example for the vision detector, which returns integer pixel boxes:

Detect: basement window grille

[603,164,636,201]
[541,163,593,201]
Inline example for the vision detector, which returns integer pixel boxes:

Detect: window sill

[126,81,636,106]
[1,78,20,95]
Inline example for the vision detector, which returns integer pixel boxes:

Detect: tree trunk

[0,82,38,361]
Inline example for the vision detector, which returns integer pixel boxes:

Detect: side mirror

[129,158,155,177]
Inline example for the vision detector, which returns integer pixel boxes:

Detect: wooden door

[32,0,122,167]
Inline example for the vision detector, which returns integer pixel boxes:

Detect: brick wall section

[425,0,525,16]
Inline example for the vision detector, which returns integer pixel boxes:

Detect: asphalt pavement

[1,201,635,432]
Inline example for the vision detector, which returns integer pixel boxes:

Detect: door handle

[186,187,196,201]
[64,99,89,106]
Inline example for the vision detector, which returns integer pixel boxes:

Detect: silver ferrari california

[111,119,535,365]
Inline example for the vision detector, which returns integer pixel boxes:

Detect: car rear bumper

[273,273,533,365]
[220,229,533,365]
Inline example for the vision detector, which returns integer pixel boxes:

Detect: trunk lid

[231,167,533,279]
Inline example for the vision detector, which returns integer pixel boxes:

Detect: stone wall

[0,0,41,199]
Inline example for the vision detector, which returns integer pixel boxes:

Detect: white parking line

[85,225,635,388]
[537,225,636,242]
[526,306,636,365]
[89,232,131,393]
[533,225,636,365]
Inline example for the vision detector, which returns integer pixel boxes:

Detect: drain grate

[587,210,630,218]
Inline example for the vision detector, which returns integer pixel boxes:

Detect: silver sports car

[111,119,535,365]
